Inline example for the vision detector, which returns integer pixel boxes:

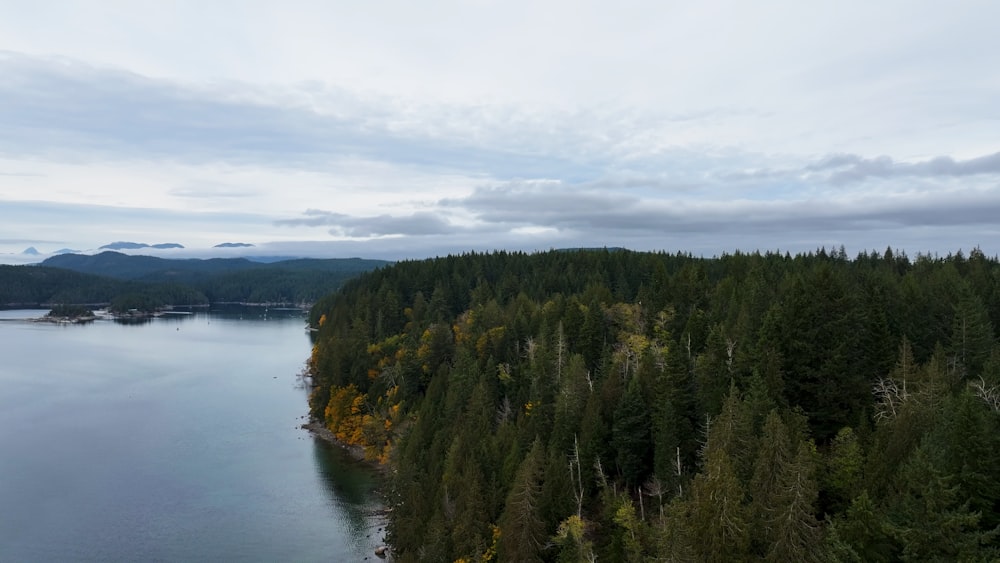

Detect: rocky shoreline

[32,315,97,324]
[303,421,373,466]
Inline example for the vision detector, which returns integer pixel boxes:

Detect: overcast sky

[2,1,999,263]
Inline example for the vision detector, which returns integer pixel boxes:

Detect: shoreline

[302,420,386,472]
[303,420,394,560]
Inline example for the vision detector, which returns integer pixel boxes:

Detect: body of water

[0,308,385,561]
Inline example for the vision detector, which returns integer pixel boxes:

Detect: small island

[41,304,97,323]
[109,293,163,318]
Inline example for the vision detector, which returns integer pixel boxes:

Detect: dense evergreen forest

[307,247,1000,562]
[1,253,388,308]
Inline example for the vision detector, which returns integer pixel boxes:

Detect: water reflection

[113,316,155,325]
[311,437,388,556]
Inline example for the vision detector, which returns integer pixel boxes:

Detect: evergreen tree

[886,444,997,561]
[498,439,547,563]
[686,446,751,562]
[612,377,653,487]
[764,441,824,563]
[950,282,995,377]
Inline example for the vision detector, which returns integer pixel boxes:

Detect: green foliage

[303,247,1000,560]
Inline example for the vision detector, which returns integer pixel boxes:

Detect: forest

[306,247,1000,562]
[0,253,387,308]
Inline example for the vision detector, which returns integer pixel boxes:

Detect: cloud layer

[1,1,999,261]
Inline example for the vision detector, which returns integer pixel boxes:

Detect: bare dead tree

[971,376,1000,412]
[873,377,907,422]
[638,486,645,521]
[569,435,585,517]
[378,363,401,388]
[594,457,609,491]
[524,336,537,363]
[555,321,567,384]
[496,395,513,426]
[643,475,667,519]
[675,446,685,497]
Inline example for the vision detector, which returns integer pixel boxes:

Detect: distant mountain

[21,247,40,255]
[245,256,302,263]
[99,241,185,250]
[54,248,82,255]
[99,242,149,250]
[214,242,255,248]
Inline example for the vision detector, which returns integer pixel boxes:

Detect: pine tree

[612,377,652,487]
[831,490,895,562]
[823,426,864,514]
[687,446,751,562]
[886,444,996,561]
[749,410,793,553]
[950,282,995,377]
[498,439,547,563]
[764,441,824,562]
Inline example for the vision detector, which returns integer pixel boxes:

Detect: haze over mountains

[3,241,277,265]
[99,241,186,250]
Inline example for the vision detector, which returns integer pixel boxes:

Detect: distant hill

[0,264,171,306]
[34,252,391,305]
[42,252,388,281]
[99,241,185,250]
[21,247,40,255]
[42,251,261,280]
[214,242,255,248]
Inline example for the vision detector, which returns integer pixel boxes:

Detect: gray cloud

[717,152,1000,188]
[823,152,1000,185]
[0,51,594,180]
[805,154,865,172]
[442,179,1000,238]
[275,209,458,237]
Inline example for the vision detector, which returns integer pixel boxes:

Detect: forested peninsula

[307,247,1000,562]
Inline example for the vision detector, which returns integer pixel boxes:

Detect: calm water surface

[0,308,385,562]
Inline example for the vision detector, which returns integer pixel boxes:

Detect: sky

[1,1,999,264]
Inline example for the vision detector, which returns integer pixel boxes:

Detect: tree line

[1,255,386,309]
[306,247,1000,562]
